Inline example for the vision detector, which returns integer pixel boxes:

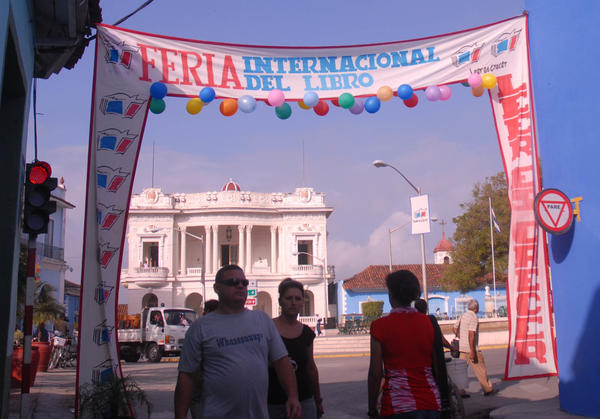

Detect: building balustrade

[186,267,204,276]
[134,266,169,278]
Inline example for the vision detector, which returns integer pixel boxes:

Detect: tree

[439,172,510,293]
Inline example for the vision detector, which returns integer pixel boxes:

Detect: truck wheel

[146,343,161,363]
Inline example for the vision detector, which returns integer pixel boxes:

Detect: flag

[491,206,501,233]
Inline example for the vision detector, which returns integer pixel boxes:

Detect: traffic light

[23,161,57,235]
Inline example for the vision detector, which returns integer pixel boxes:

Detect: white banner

[411,194,431,235]
[77,15,556,399]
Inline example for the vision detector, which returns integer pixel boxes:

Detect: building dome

[433,232,454,253]
[221,178,241,191]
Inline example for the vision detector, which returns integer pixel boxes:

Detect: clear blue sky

[29,0,525,283]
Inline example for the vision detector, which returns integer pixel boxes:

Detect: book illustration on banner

[100,92,146,118]
[97,204,124,231]
[97,165,130,193]
[97,128,139,154]
[102,38,139,68]
[92,359,118,385]
[93,321,114,346]
[98,243,119,270]
[94,281,115,305]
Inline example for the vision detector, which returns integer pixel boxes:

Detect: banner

[411,194,431,235]
[78,14,556,399]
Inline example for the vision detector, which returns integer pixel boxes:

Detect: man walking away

[174,264,301,419]
[454,299,498,396]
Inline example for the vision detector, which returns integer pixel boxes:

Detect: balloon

[219,98,238,116]
[439,85,452,101]
[275,103,292,119]
[303,92,319,107]
[425,86,441,101]
[199,87,216,103]
[150,82,167,99]
[403,94,419,108]
[377,86,394,101]
[397,84,413,100]
[298,100,311,110]
[313,100,329,116]
[349,98,364,114]
[238,95,257,113]
[471,85,485,97]
[364,97,381,113]
[461,81,470,87]
[481,73,497,89]
[267,89,285,107]
[149,98,166,114]
[339,93,355,109]
[186,98,203,114]
[468,73,482,88]
[331,98,340,107]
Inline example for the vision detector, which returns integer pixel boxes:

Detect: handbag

[450,338,460,358]
[450,315,461,358]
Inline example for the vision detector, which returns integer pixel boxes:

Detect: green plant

[362,301,384,322]
[79,374,152,418]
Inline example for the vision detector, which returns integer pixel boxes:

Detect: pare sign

[534,189,573,234]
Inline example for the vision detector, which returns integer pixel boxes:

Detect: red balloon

[331,98,340,107]
[403,94,419,108]
[314,100,329,116]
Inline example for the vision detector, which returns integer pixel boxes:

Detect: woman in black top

[268,278,323,418]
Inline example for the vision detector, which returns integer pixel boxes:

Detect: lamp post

[388,218,437,272]
[373,160,431,302]
[176,228,206,306]
[293,251,328,323]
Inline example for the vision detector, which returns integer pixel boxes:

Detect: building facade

[121,181,335,323]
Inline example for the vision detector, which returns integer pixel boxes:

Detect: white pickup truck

[117,306,197,363]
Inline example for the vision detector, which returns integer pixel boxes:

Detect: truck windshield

[164,310,197,326]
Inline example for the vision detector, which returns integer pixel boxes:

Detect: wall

[526,1,600,416]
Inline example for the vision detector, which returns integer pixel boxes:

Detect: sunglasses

[219,278,249,287]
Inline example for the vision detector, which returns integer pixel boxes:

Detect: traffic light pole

[21,233,37,416]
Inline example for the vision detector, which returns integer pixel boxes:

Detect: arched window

[185,293,203,315]
[255,291,272,317]
[142,293,158,308]
[444,256,450,264]
[302,290,315,316]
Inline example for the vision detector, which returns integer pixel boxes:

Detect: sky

[29,0,525,284]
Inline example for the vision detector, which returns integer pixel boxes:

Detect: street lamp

[175,228,206,306]
[388,217,437,272]
[293,251,329,323]
[373,159,431,302]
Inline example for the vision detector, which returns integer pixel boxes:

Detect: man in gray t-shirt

[174,265,301,419]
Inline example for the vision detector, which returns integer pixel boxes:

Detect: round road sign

[534,188,573,234]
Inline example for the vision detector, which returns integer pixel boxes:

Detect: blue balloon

[364,97,381,113]
[397,84,413,100]
[199,87,216,103]
[150,82,167,99]
[238,95,257,113]
[303,92,319,107]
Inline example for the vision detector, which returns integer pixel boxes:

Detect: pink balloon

[267,89,285,107]
[425,86,441,101]
[439,85,452,101]
[468,73,482,88]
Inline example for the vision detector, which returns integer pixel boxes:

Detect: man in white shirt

[454,299,497,396]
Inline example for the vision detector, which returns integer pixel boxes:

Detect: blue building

[339,234,507,321]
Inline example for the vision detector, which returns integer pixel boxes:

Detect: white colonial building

[121,180,335,322]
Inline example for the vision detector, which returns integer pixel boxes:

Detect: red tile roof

[342,264,449,291]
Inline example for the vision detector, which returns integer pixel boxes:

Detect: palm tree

[33,282,65,341]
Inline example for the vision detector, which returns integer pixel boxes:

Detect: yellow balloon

[471,85,485,97]
[186,98,203,114]
[481,73,497,89]
[298,100,311,110]
[377,86,394,101]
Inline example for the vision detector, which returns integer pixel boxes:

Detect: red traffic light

[29,161,51,185]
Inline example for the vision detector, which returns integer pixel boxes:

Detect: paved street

[10,347,565,418]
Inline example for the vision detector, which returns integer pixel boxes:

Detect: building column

[205,225,212,274]
[238,225,245,269]
[270,226,277,273]
[277,225,284,273]
[245,225,253,274]
[212,225,219,273]
[180,227,187,275]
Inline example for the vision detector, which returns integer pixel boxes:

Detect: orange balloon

[377,86,394,101]
[471,85,485,97]
[220,98,238,116]
[298,100,311,110]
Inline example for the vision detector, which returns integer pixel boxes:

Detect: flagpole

[489,197,497,316]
